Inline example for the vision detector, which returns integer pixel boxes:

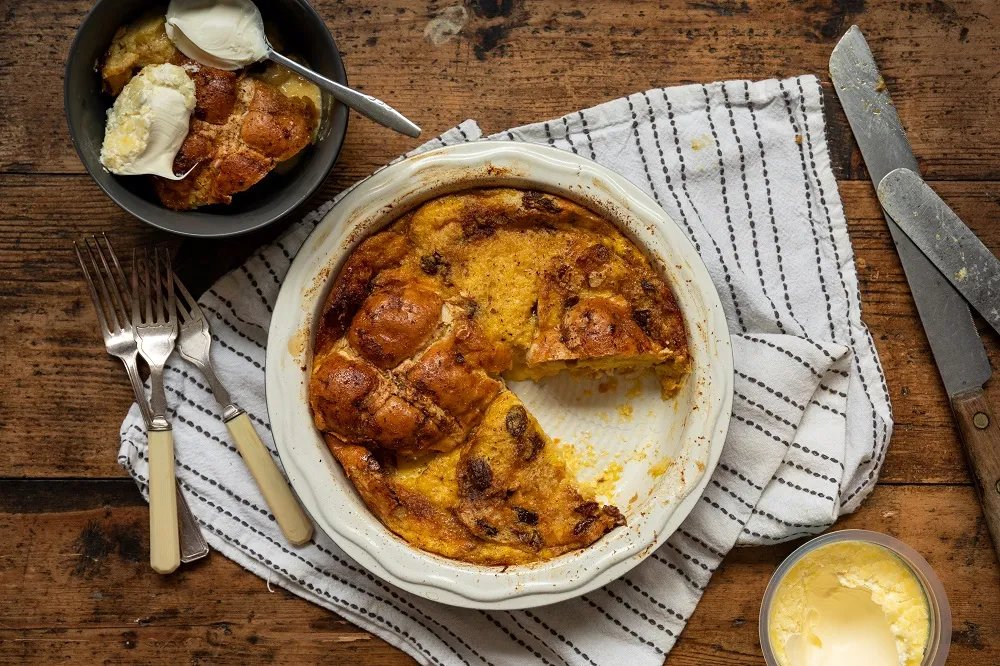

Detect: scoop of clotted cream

[165,0,268,71]
[100,63,196,179]
[768,541,930,666]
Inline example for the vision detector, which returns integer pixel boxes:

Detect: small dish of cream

[760,530,951,666]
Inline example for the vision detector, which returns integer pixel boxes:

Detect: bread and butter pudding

[98,7,321,209]
[309,188,691,565]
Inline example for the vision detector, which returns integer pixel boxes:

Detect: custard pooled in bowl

[309,188,691,565]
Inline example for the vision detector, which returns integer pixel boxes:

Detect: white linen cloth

[120,74,892,665]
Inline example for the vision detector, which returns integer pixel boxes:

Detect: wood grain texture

[3,0,1000,664]
[3,179,999,480]
[0,481,412,665]
[0,482,995,664]
[2,1,1000,179]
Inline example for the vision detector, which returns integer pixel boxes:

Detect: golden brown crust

[154,77,318,209]
[310,352,459,454]
[561,296,653,358]
[310,188,690,565]
[241,82,318,161]
[316,232,413,354]
[323,393,624,566]
[325,438,488,560]
[406,319,508,430]
[348,281,443,369]
[312,313,510,456]
[100,12,181,96]
[451,392,625,556]
[211,150,274,195]
[186,62,239,125]
[528,233,684,367]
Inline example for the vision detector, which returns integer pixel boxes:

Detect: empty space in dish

[508,366,694,511]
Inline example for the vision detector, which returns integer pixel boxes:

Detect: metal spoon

[265,50,421,138]
[166,0,421,138]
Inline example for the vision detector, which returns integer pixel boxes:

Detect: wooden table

[2,0,998,662]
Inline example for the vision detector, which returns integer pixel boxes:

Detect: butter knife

[877,168,1000,336]
[831,26,1000,557]
[171,271,314,546]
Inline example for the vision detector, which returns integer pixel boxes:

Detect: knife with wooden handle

[876,168,1000,553]
[831,26,1000,558]
[952,389,1000,553]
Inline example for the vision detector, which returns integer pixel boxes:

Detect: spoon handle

[267,50,421,138]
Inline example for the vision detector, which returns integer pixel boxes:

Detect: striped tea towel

[119,74,892,665]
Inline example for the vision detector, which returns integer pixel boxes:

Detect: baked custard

[309,188,691,565]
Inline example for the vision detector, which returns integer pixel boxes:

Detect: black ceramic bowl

[65,0,348,238]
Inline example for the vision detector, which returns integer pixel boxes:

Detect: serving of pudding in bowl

[98,7,322,210]
[64,0,349,237]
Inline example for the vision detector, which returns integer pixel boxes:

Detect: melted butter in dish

[769,541,930,666]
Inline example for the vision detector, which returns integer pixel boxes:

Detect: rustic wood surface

[1,0,999,663]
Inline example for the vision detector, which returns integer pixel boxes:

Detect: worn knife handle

[952,386,1000,559]
[225,411,314,546]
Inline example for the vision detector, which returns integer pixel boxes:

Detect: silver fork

[171,266,313,546]
[75,236,153,425]
[75,236,208,568]
[131,247,181,574]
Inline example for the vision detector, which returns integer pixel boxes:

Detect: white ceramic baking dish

[265,141,733,609]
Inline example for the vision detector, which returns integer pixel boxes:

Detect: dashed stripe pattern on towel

[115,80,892,666]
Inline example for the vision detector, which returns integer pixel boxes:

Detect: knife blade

[830,25,990,397]
[832,26,1000,559]
[877,168,1000,337]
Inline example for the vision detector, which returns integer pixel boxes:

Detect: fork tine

[163,252,201,323]
[84,237,120,333]
[102,232,132,313]
[93,235,129,332]
[131,248,141,325]
[143,248,153,324]
[75,241,112,337]
[153,247,164,323]
[165,251,177,324]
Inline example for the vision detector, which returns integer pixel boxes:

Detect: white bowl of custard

[760,530,951,666]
